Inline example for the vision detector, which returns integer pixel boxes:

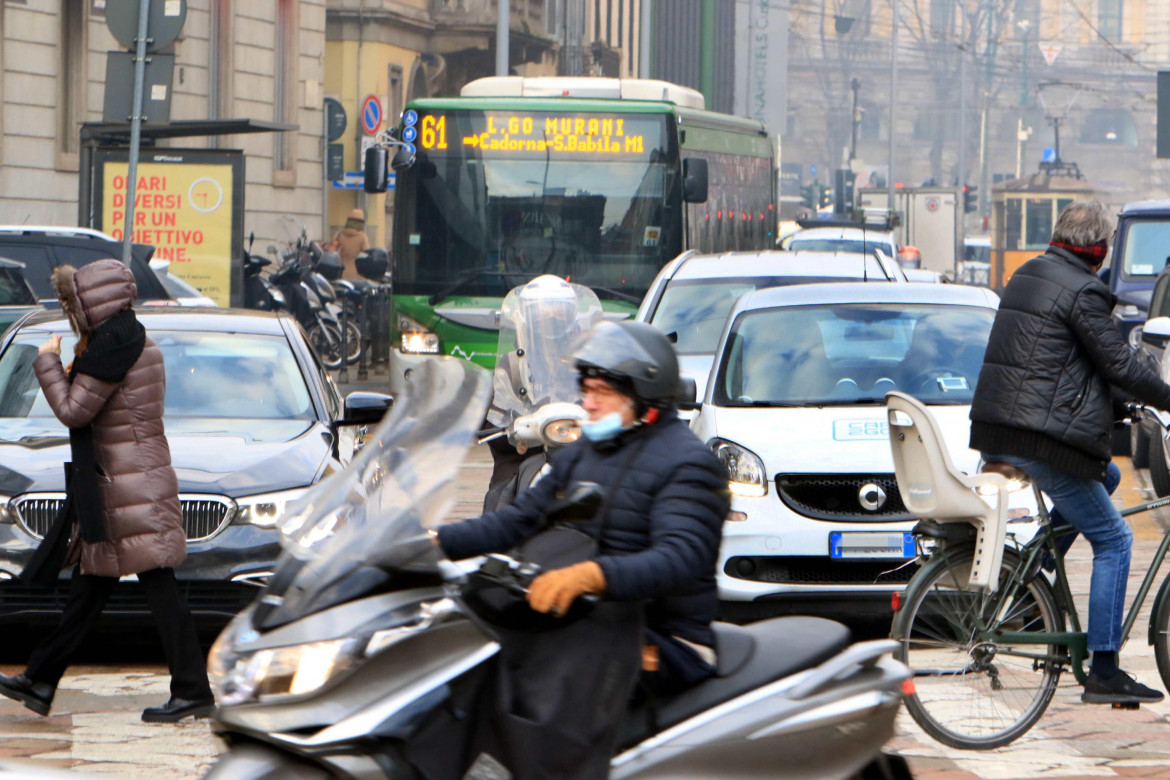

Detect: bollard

[339,303,350,385]
[357,287,370,382]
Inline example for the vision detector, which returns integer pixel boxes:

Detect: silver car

[636,249,905,399]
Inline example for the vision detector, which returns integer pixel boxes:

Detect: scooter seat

[620,616,852,747]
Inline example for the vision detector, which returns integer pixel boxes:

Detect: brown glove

[527,561,606,617]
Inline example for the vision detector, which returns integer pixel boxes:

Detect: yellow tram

[990,172,1097,290]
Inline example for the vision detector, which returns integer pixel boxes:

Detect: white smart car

[691,282,1029,619]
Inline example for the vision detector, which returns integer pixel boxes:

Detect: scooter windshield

[258,358,490,626]
[491,275,603,422]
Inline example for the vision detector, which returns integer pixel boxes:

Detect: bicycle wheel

[1151,574,1170,694]
[340,319,362,364]
[893,546,1063,749]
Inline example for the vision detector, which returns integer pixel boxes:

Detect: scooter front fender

[203,742,331,780]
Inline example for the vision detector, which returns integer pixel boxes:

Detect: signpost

[103,0,186,265]
[361,95,383,136]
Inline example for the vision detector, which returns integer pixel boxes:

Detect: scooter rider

[425,320,729,779]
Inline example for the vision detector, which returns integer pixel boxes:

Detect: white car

[781,225,898,260]
[637,249,905,400]
[149,258,217,307]
[691,282,1026,619]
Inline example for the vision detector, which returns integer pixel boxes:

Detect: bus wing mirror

[392,146,416,172]
[683,157,709,203]
[364,147,389,193]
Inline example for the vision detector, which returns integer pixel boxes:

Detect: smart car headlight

[232,488,309,528]
[710,439,768,497]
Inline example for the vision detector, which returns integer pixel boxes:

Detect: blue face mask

[580,411,628,442]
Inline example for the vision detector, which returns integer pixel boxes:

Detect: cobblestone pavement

[2,447,1170,778]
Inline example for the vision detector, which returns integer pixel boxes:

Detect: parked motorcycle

[204,357,913,780]
[480,275,603,512]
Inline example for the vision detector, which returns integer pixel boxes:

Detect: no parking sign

[360,95,382,135]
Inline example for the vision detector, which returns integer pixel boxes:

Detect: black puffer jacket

[438,409,729,648]
[970,247,1170,480]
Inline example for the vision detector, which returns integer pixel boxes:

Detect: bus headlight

[399,315,441,354]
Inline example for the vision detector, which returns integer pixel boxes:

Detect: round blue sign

[403,142,417,156]
[402,126,418,143]
[403,110,419,127]
[360,95,382,135]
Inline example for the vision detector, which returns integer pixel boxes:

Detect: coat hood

[51,260,137,335]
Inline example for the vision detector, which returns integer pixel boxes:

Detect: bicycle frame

[968,484,1170,685]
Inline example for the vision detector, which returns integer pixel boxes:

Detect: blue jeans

[988,455,1130,652]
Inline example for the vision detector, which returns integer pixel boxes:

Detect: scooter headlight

[541,418,581,445]
[209,597,459,705]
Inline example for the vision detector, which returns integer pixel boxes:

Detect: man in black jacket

[970,199,1170,704]
[433,320,729,777]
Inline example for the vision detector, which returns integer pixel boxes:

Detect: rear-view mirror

[364,147,388,193]
[1141,316,1170,349]
[341,391,394,426]
[683,157,709,203]
[676,376,699,411]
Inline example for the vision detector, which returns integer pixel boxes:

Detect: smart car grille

[776,474,913,521]
[13,494,235,543]
[725,556,920,585]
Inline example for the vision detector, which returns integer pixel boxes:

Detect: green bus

[381,77,776,391]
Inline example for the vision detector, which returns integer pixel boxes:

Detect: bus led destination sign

[415,111,665,159]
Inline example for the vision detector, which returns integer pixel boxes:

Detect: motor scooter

[479,276,602,513]
[204,357,913,780]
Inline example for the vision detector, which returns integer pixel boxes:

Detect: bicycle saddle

[980,461,1030,484]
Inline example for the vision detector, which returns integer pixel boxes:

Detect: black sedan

[0,308,389,627]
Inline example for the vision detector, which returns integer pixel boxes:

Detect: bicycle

[885,391,1170,750]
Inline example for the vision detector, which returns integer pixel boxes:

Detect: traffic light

[963,184,978,213]
[820,187,834,210]
[801,184,815,210]
[834,168,856,215]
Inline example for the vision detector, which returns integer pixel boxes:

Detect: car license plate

[829,531,914,559]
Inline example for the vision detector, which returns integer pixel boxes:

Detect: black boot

[141,696,216,723]
[0,673,55,716]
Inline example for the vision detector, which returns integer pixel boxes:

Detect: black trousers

[25,566,212,701]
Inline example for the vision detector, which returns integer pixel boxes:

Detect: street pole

[887,0,898,210]
[956,36,967,277]
[121,0,151,266]
[849,78,860,163]
[639,0,652,79]
[979,0,995,215]
[1015,116,1024,178]
[496,0,510,77]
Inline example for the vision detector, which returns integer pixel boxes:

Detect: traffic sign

[324,97,346,143]
[403,109,418,127]
[809,163,818,178]
[402,126,418,143]
[361,95,383,135]
[105,0,187,52]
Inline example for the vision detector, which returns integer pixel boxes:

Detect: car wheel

[1132,421,1151,469]
[1149,433,1170,498]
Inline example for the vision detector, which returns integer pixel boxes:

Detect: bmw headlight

[209,597,457,705]
[710,439,768,497]
[232,488,309,528]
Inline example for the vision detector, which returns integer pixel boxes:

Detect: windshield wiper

[590,286,642,305]
[427,270,529,306]
[727,400,806,408]
[812,398,887,407]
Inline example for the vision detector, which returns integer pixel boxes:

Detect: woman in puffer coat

[0,259,214,722]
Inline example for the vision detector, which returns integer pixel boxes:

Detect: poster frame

[88,147,246,307]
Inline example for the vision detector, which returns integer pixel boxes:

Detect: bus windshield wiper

[427,270,526,306]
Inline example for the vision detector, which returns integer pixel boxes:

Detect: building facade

[323,0,645,249]
[0,0,326,268]
[784,0,1170,216]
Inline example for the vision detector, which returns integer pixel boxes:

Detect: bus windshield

[393,110,678,302]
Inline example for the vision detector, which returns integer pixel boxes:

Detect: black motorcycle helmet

[571,320,680,412]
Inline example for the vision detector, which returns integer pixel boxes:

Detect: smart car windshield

[715,303,994,406]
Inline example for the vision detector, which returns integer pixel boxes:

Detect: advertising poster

[93,150,244,307]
